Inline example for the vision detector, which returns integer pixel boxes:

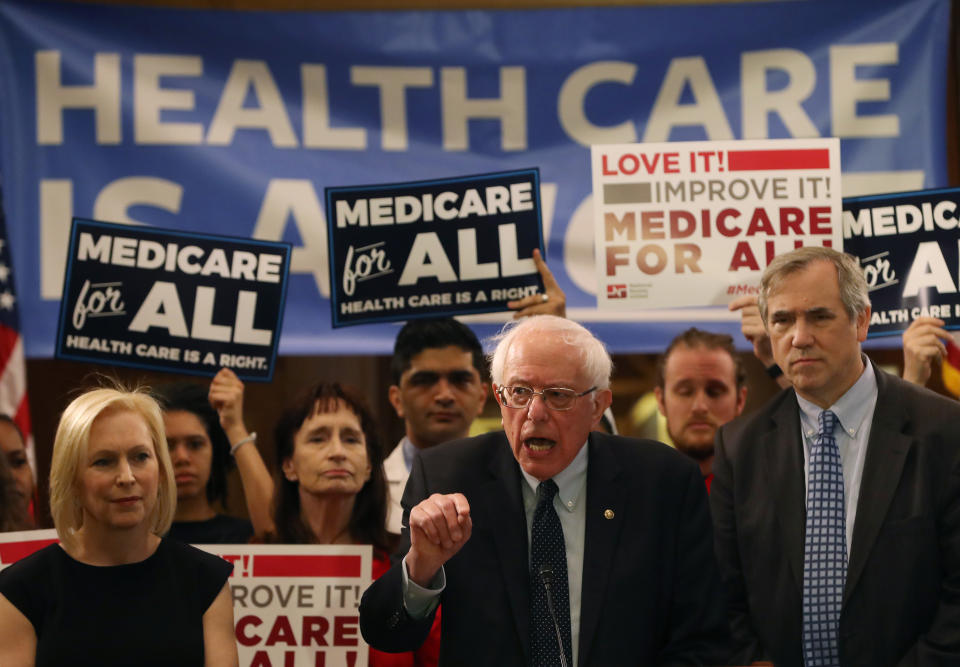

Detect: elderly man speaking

[360,315,727,666]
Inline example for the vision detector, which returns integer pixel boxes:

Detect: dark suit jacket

[711,363,960,666]
[360,430,729,666]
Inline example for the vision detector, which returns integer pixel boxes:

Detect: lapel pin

[604,509,614,520]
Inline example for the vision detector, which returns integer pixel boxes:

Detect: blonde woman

[0,386,238,667]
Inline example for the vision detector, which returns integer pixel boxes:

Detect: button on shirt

[796,360,878,553]
[520,442,588,667]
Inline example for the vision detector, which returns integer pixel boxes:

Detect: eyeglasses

[497,385,597,411]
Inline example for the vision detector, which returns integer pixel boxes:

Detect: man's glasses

[497,385,597,411]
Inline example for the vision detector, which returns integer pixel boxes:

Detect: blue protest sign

[326,170,545,327]
[843,188,960,337]
[55,219,291,380]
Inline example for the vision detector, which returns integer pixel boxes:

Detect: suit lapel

[762,394,807,591]
[844,368,912,604]
[477,433,531,662]
[579,435,626,666]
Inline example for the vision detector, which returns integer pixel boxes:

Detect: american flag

[0,187,34,480]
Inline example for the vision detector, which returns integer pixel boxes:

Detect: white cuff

[400,554,444,619]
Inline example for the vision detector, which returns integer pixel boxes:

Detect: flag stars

[0,290,15,310]
[0,263,9,283]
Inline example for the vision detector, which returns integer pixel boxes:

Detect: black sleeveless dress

[0,539,232,666]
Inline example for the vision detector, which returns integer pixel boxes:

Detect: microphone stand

[538,565,570,667]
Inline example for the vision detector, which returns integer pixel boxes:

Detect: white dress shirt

[796,359,878,553]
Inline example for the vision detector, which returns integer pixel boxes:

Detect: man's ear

[735,385,747,416]
[856,306,871,342]
[388,385,404,418]
[592,389,613,426]
[474,383,490,417]
[654,386,666,416]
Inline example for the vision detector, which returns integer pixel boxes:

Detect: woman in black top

[155,368,273,544]
[0,386,238,666]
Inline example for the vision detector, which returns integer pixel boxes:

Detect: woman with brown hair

[268,381,438,667]
[155,368,273,544]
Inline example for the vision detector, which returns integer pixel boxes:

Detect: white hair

[488,315,612,390]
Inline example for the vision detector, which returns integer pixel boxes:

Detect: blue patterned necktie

[802,409,846,667]
[529,479,572,667]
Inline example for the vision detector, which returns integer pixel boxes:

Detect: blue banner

[843,188,960,338]
[0,0,949,355]
[56,219,291,381]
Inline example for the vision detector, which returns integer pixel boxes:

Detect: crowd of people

[1,245,959,665]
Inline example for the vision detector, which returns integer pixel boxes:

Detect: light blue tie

[802,409,846,667]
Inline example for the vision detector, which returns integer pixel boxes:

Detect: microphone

[538,565,569,667]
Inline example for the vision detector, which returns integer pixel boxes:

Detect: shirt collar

[400,436,417,472]
[520,440,589,513]
[797,356,877,438]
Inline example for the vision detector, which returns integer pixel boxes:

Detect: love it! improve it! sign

[203,545,373,667]
[326,169,545,327]
[55,219,291,381]
[592,139,842,309]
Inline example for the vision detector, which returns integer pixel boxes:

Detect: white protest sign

[591,138,842,309]
[0,528,59,571]
[201,544,372,667]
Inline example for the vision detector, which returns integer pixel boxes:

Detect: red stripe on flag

[0,323,18,377]
[727,149,830,171]
[0,539,58,564]
[253,554,362,577]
